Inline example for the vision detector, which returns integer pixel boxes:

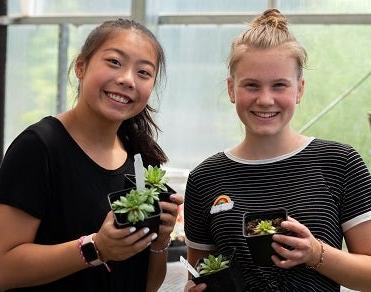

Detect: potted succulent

[243,208,288,266]
[107,186,161,234]
[192,249,245,292]
[124,165,176,202]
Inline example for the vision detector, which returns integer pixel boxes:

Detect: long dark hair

[71,18,168,166]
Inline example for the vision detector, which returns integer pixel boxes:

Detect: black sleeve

[0,130,51,219]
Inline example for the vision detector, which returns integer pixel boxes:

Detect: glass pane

[152,0,267,13]
[157,24,371,170]
[8,0,130,15]
[5,25,58,148]
[4,24,95,149]
[278,0,371,13]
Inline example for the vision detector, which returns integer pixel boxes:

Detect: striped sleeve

[184,172,216,250]
[341,146,371,231]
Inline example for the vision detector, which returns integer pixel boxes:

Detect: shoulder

[309,138,354,152]
[3,116,68,162]
[307,138,358,159]
[190,152,227,175]
[25,116,64,142]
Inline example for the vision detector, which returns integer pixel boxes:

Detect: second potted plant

[125,165,176,202]
[243,207,288,266]
[192,249,245,292]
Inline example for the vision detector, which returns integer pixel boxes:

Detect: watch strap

[80,234,104,266]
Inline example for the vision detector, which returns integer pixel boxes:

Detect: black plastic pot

[167,241,187,262]
[107,187,161,235]
[243,208,288,266]
[124,174,176,202]
[192,248,245,292]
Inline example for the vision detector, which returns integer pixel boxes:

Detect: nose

[256,88,274,106]
[116,68,135,89]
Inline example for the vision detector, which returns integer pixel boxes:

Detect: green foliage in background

[292,25,371,168]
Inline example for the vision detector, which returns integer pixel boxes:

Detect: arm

[184,247,211,292]
[146,194,184,292]
[0,205,157,290]
[271,218,371,291]
[0,205,86,289]
[318,220,371,290]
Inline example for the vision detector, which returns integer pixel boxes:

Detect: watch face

[81,242,98,262]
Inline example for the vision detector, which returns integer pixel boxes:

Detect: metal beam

[157,13,371,25]
[1,12,371,26]
[56,24,69,114]
[131,0,146,24]
[0,14,131,26]
[299,71,371,133]
[0,0,7,162]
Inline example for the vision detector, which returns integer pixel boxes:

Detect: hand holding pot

[184,279,207,291]
[271,216,323,269]
[151,193,184,250]
[93,211,157,262]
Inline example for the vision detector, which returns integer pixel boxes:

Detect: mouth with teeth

[252,111,279,118]
[106,91,132,104]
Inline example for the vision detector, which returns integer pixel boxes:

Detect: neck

[57,108,122,150]
[232,128,308,160]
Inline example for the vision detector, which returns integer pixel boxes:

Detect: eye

[244,83,259,91]
[273,82,287,89]
[107,58,121,67]
[138,69,153,79]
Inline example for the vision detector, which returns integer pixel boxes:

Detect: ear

[75,58,86,80]
[227,77,235,104]
[296,78,305,104]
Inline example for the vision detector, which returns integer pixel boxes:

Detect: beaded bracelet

[307,238,325,270]
[150,238,172,254]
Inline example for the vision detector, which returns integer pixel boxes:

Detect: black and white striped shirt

[184,138,371,291]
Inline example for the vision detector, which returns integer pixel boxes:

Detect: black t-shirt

[0,116,149,291]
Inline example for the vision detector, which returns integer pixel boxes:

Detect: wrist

[306,238,325,269]
[150,237,171,254]
[78,233,111,272]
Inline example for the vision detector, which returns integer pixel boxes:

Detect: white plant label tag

[180,256,200,278]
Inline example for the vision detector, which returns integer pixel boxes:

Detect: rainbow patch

[210,195,234,214]
[213,195,232,206]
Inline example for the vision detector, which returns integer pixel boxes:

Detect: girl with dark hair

[0,18,182,291]
[185,9,371,291]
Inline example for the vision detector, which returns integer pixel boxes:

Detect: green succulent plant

[253,220,277,235]
[144,165,168,192]
[198,254,230,276]
[111,188,159,224]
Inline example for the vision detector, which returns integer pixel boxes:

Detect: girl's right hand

[93,211,157,261]
[184,280,207,291]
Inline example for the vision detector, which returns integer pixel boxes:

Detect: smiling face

[75,29,158,123]
[227,46,304,139]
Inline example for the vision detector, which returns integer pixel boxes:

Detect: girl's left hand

[271,216,322,269]
[150,193,184,250]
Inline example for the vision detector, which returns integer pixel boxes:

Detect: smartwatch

[81,233,104,266]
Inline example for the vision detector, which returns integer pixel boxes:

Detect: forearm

[0,240,87,290]
[317,243,371,290]
[146,251,167,292]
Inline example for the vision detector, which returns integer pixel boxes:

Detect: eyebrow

[240,78,292,83]
[103,48,156,70]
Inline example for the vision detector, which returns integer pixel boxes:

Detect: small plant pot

[192,249,245,292]
[107,188,161,235]
[243,208,288,266]
[124,174,176,202]
[167,240,187,262]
